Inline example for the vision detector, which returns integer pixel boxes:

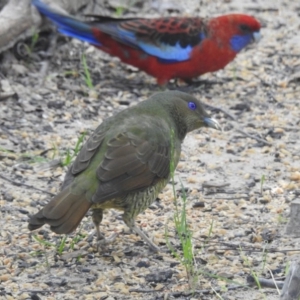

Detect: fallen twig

[202,181,230,189]
[235,127,272,146]
[247,274,284,289]
[0,173,55,196]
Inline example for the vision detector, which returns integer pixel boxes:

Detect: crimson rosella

[32,0,261,85]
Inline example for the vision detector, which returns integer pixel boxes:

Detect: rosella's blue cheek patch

[188,102,197,110]
[230,34,252,52]
[199,32,206,40]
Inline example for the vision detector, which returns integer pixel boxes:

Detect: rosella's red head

[208,14,261,52]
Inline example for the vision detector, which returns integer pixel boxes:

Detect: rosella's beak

[253,31,261,42]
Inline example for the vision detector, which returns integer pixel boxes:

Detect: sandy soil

[0,0,300,299]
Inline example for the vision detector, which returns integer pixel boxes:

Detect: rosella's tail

[32,0,101,45]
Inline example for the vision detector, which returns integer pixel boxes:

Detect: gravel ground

[0,0,300,299]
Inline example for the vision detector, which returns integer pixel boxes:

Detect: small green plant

[239,246,267,300]
[32,234,54,269]
[0,147,50,164]
[114,0,137,17]
[260,174,266,194]
[33,231,85,257]
[115,6,125,16]
[50,142,59,160]
[260,243,268,273]
[62,132,86,167]
[70,227,84,251]
[33,234,67,255]
[26,155,49,164]
[201,219,214,252]
[64,70,79,78]
[174,181,197,287]
[33,235,56,248]
[0,147,13,153]
[284,261,290,276]
[57,231,85,254]
[81,53,94,89]
[21,31,40,57]
[30,32,39,52]
[57,236,68,255]
[165,129,197,288]
[277,213,288,224]
[62,148,72,167]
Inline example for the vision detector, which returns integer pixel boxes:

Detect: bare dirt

[0,0,300,299]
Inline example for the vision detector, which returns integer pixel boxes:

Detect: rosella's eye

[240,24,250,32]
[188,102,197,110]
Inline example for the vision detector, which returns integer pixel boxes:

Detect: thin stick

[247,274,284,289]
[0,173,55,196]
[235,127,272,146]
